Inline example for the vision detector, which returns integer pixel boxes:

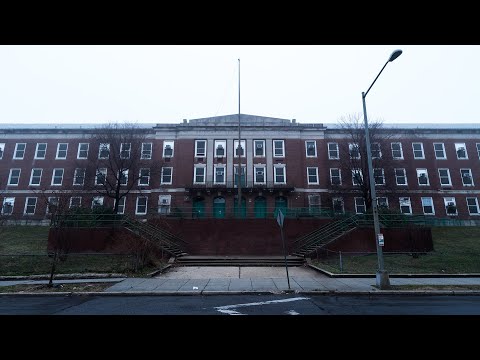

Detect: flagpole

[237,58,242,215]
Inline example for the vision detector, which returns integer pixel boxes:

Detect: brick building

[1,114,480,223]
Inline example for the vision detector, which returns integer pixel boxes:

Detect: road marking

[215,297,309,315]
[285,310,300,315]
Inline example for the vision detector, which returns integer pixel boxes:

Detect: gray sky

[0,45,479,125]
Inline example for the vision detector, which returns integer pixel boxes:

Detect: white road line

[285,310,300,315]
[215,297,310,315]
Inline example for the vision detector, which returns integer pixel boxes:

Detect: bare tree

[329,113,398,211]
[83,122,162,214]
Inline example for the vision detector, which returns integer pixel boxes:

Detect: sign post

[277,209,291,290]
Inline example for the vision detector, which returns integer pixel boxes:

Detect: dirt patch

[0,282,114,293]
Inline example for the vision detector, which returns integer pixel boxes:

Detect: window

[77,143,89,159]
[354,197,366,214]
[158,195,171,215]
[391,142,403,159]
[35,143,47,159]
[371,143,382,159]
[141,143,152,159]
[69,197,82,208]
[14,143,26,159]
[307,167,319,184]
[374,168,385,185]
[136,196,148,215]
[214,166,225,184]
[163,141,174,158]
[416,168,429,186]
[274,165,286,184]
[399,197,412,215]
[328,142,339,159]
[95,168,107,185]
[444,197,457,216]
[0,143,4,159]
[8,169,21,186]
[349,143,360,159]
[412,143,425,159]
[56,143,68,159]
[98,143,110,159]
[234,140,246,157]
[438,169,452,186]
[73,168,86,186]
[477,143,480,160]
[254,140,265,157]
[119,169,129,186]
[308,195,321,213]
[421,197,435,215]
[234,165,246,187]
[161,167,173,184]
[2,197,15,215]
[195,140,207,157]
[46,197,59,215]
[24,197,37,215]
[120,143,131,159]
[332,198,344,214]
[273,140,285,157]
[460,168,474,186]
[138,168,150,186]
[466,197,480,215]
[92,196,104,209]
[115,197,126,215]
[51,168,64,186]
[455,143,468,159]
[254,166,266,184]
[29,168,43,186]
[194,166,206,184]
[215,140,226,157]
[395,168,407,185]
[434,143,446,159]
[377,197,389,209]
[330,168,341,185]
[305,141,317,157]
[352,169,363,186]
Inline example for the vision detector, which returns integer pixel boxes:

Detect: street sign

[378,233,384,247]
[276,209,284,228]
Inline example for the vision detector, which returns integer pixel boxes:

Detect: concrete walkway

[2,265,480,295]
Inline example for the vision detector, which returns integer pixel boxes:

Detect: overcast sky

[0,45,479,125]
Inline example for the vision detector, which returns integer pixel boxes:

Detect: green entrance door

[274,196,287,219]
[254,196,267,218]
[213,197,226,218]
[233,196,246,218]
[192,197,205,218]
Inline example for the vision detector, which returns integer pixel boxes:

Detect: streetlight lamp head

[389,49,403,62]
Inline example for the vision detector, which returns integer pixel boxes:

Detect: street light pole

[362,49,402,290]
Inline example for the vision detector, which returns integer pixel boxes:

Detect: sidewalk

[2,265,480,295]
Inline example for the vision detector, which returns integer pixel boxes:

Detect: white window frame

[141,142,152,160]
[438,168,452,186]
[234,139,246,158]
[352,169,363,186]
[51,168,64,186]
[24,197,37,215]
[2,197,15,215]
[163,141,174,158]
[377,197,389,209]
[253,140,265,157]
[56,143,68,159]
[354,197,366,214]
[69,197,82,208]
[195,140,207,157]
[138,168,150,186]
[466,197,480,215]
[77,143,89,159]
[305,141,317,157]
[330,168,342,185]
[374,168,385,185]
[8,169,21,186]
[29,168,43,186]
[455,143,468,160]
[391,142,403,160]
[308,194,321,212]
[14,143,26,160]
[371,142,382,159]
[95,168,107,186]
[92,196,104,209]
[399,197,413,215]
[254,165,266,184]
[412,142,425,159]
[395,168,408,186]
[119,169,129,186]
[120,143,131,159]
[460,168,474,186]
[214,165,226,184]
[416,168,430,186]
[215,140,227,158]
[0,143,4,159]
[349,143,360,159]
[35,143,47,159]
[46,197,59,215]
[274,164,286,184]
[233,165,246,187]
[194,165,206,184]
[307,167,319,185]
[421,197,435,215]
[158,195,171,215]
[273,140,285,158]
[444,197,458,216]
[332,197,344,214]
[98,143,110,159]
[135,196,148,215]
[115,197,126,215]
[161,167,173,185]
[73,168,86,186]
[328,142,339,159]
[476,143,480,160]
[433,143,446,159]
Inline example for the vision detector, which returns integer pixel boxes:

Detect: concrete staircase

[174,255,305,267]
